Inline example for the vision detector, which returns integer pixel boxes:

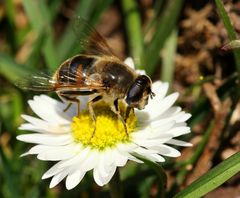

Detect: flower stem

[109,169,124,198]
[121,0,144,69]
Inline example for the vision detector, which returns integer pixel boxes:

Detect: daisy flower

[17,58,192,190]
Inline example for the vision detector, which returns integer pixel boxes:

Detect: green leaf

[161,29,178,86]
[188,73,238,127]
[22,0,59,70]
[145,0,183,75]
[5,0,15,24]
[0,148,20,197]
[121,0,144,68]
[215,0,240,77]
[174,152,240,198]
[0,54,31,82]
[135,155,167,198]
[56,0,95,62]
[221,39,240,50]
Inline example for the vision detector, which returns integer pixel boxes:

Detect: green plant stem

[174,152,240,198]
[168,120,215,198]
[161,29,178,87]
[109,169,124,198]
[121,0,144,68]
[135,154,167,197]
[145,0,183,75]
[215,0,240,79]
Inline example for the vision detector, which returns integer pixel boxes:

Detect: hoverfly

[17,17,155,138]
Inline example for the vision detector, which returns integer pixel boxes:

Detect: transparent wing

[57,66,106,91]
[15,72,56,91]
[73,16,117,57]
[15,69,107,92]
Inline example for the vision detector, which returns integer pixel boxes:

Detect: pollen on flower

[71,103,137,150]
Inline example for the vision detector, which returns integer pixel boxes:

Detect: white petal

[112,151,128,167]
[19,123,70,134]
[136,69,146,75]
[28,95,70,124]
[49,169,69,188]
[148,92,179,115]
[93,152,115,184]
[149,154,165,162]
[66,170,85,190]
[23,144,79,157]
[125,153,143,163]
[58,147,90,168]
[133,147,158,154]
[152,82,169,99]
[17,134,73,145]
[137,92,179,122]
[116,143,139,151]
[135,150,165,162]
[93,160,117,186]
[124,57,135,68]
[40,95,65,108]
[167,126,191,137]
[149,145,181,157]
[19,123,49,133]
[42,161,65,179]
[98,153,111,177]
[93,166,104,186]
[101,165,117,185]
[37,147,79,161]
[133,136,173,147]
[20,152,30,157]
[80,150,99,172]
[167,139,192,147]
[21,115,49,128]
[174,112,191,123]
[150,120,176,132]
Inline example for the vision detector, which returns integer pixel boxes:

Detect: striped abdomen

[55,55,96,86]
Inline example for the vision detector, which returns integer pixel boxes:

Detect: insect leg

[111,99,128,136]
[88,95,103,139]
[63,103,73,112]
[59,93,81,116]
[59,90,97,116]
[125,106,134,122]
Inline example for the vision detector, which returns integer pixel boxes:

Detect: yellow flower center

[71,102,137,150]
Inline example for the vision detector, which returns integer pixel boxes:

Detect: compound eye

[126,83,144,105]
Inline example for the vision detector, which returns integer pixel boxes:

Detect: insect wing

[57,64,106,91]
[73,16,117,57]
[15,72,56,91]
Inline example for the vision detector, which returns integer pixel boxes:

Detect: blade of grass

[0,54,31,82]
[168,74,238,196]
[188,73,238,127]
[5,0,17,52]
[143,0,164,34]
[121,0,144,68]
[167,120,214,197]
[0,147,20,197]
[221,39,240,50]
[145,0,183,75]
[161,29,178,86]
[5,0,15,23]
[25,31,45,68]
[90,0,114,24]
[48,0,62,21]
[135,154,167,198]
[174,152,240,198]
[215,0,240,78]
[57,0,113,62]
[22,0,59,70]
[56,0,95,61]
